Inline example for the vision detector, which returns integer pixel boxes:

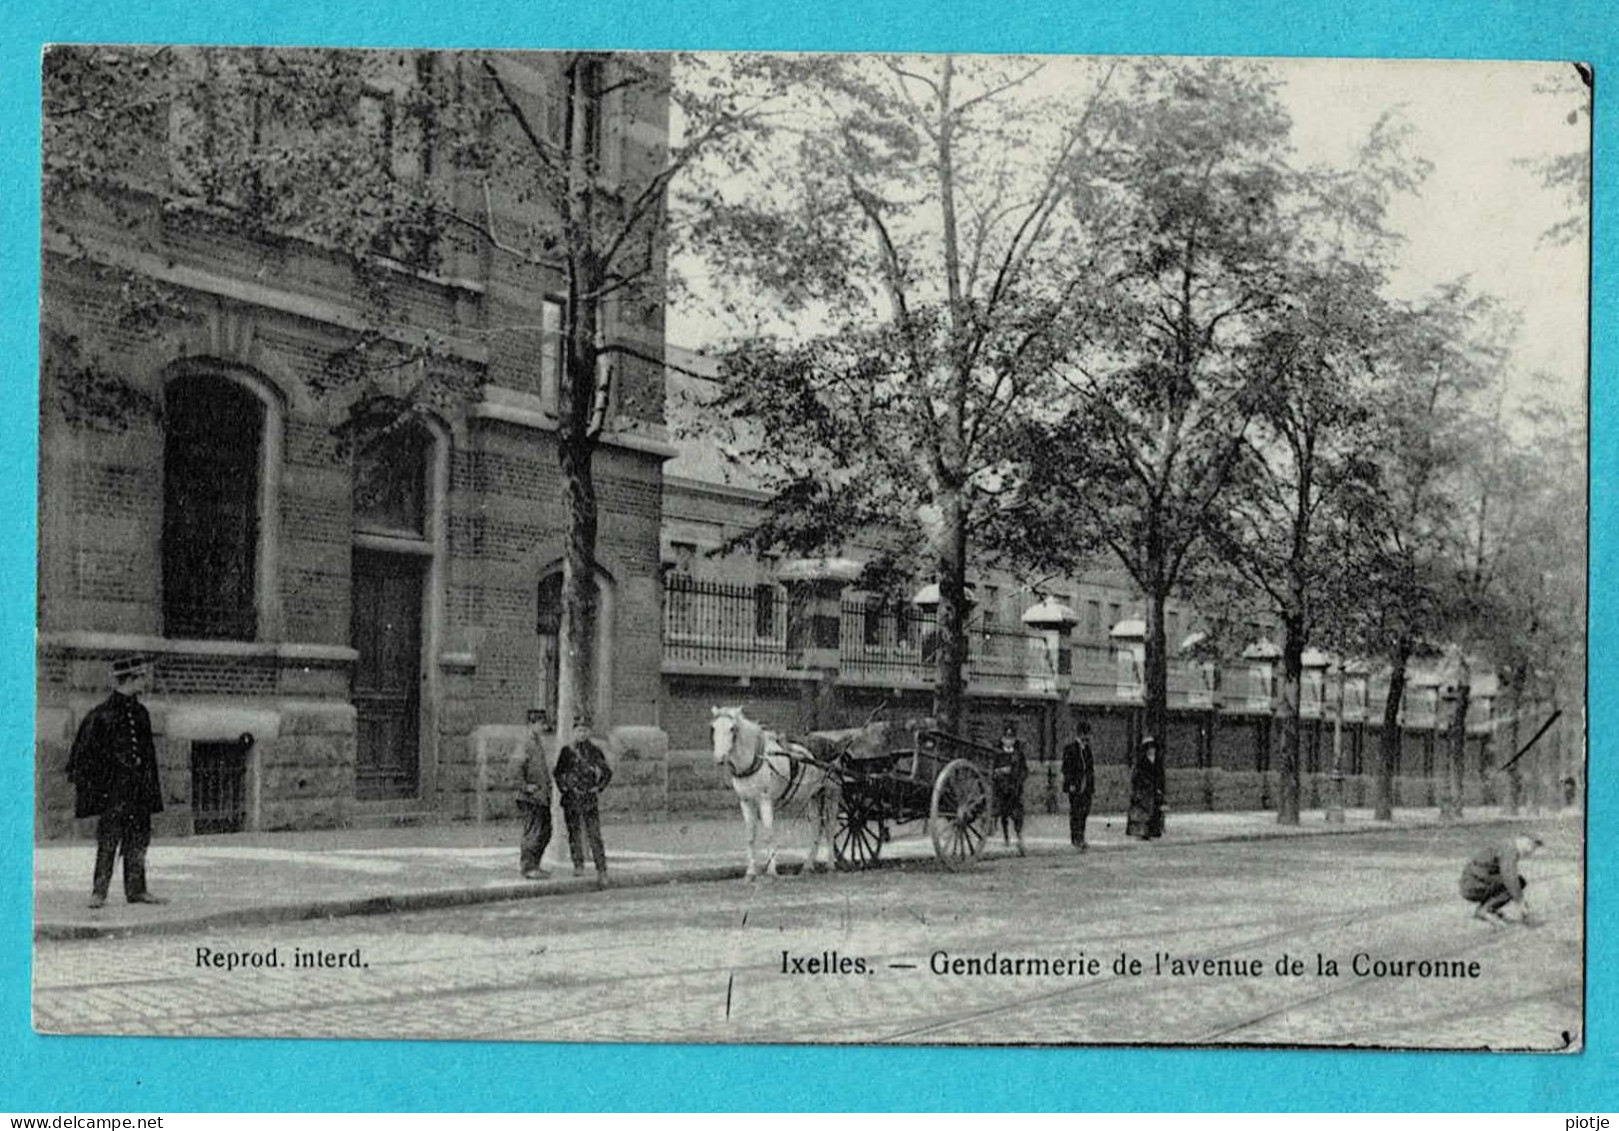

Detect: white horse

[710,706,841,879]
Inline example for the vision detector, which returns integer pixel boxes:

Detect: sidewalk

[34,805,1553,940]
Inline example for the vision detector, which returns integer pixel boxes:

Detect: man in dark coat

[1125,734,1162,841]
[992,721,1029,856]
[555,717,613,885]
[66,655,167,908]
[1060,720,1096,851]
[516,709,554,880]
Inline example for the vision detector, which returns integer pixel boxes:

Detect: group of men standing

[516,711,615,886]
[64,654,619,907]
[994,718,1152,854]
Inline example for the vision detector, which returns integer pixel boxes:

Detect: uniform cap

[112,654,153,679]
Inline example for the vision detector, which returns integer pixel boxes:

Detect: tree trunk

[1441,662,1470,820]
[1276,619,1304,826]
[1504,663,1526,815]
[1142,585,1168,833]
[1375,641,1410,821]
[555,53,606,747]
[931,59,970,741]
[555,424,599,735]
[934,485,969,736]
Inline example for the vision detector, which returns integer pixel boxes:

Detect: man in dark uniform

[1060,720,1096,851]
[516,708,554,880]
[992,720,1029,856]
[66,655,167,909]
[555,716,613,886]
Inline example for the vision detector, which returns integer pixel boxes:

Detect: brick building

[38,50,674,837]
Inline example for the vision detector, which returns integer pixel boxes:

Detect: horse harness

[728,731,813,806]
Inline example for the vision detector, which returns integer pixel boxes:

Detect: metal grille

[840,597,936,683]
[662,576,788,671]
[191,740,248,834]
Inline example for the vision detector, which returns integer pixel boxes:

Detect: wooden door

[352,550,423,800]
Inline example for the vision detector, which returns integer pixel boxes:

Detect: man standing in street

[1461,833,1544,924]
[992,720,1029,856]
[1061,719,1096,852]
[66,655,168,909]
[556,716,613,886]
[516,709,554,880]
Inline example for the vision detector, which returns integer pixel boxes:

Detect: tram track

[34,836,1582,1045]
[874,862,1581,1045]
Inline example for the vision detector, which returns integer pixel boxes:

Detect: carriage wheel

[834,794,884,871]
[930,759,990,870]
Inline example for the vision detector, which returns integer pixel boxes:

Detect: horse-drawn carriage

[711,708,997,876]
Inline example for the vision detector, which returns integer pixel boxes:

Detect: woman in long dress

[1126,735,1162,840]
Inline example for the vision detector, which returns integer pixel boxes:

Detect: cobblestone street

[33,819,1581,1048]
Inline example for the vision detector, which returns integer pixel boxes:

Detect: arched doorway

[350,413,444,801]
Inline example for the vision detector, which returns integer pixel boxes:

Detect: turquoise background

[3,0,1611,1112]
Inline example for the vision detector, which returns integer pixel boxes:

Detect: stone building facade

[38,50,673,837]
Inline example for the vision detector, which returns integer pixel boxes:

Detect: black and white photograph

[34,46,1588,1048]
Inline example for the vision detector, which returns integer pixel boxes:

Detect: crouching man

[1460,833,1544,925]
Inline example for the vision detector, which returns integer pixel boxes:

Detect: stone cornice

[44,231,490,366]
[467,400,678,460]
[38,631,358,664]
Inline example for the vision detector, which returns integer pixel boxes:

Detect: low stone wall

[668,748,739,816]
[468,724,673,824]
[38,698,360,838]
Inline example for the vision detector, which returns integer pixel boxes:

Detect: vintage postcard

[33,46,1587,1050]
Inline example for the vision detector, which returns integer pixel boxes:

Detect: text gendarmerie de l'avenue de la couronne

[777,949,1486,980]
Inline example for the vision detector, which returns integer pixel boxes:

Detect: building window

[537,564,613,729]
[754,583,778,641]
[540,298,564,412]
[570,55,604,165]
[353,420,430,537]
[863,596,885,648]
[671,541,696,576]
[162,373,264,640]
[1086,600,1101,640]
[356,88,428,184]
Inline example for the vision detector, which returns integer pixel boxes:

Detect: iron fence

[662,575,788,672]
[656,576,1490,727]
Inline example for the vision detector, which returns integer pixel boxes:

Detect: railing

[662,576,788,673]
[656,577,1498,729]
[840,596,934,684]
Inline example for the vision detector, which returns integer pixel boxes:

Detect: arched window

[353,420,430,537]
[536,564,613,731]
[163,372,264,640]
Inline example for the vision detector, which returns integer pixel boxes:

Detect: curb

[34,813,1540,941]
